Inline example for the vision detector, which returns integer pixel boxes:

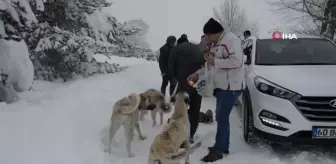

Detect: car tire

[243,90,258,143]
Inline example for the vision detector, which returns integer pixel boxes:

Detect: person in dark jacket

[177,34,189,45]
[242,30,252,64]
[168,35,209,143]
[158,35,177,96]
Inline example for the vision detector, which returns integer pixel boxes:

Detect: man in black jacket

[159,35,177,96]
[242,30,252,64]
[168,35,209,142]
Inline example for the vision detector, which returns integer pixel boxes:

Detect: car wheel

[243,90,258,143]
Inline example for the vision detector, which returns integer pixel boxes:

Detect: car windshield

[255,38,336,65]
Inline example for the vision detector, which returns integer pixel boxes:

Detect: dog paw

[139,136,147,140]
[128,153,135,157]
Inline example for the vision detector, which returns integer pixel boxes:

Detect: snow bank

[0,39,34,92]
[93,53,149,67]
[108,55,150,67]
[93,53,110,63]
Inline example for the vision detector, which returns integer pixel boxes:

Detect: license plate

[312,126,336,139]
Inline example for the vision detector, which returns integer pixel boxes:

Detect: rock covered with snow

[0,39,34,92]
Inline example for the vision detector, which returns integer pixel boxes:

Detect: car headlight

[253,76,297,99]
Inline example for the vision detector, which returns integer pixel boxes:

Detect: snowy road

[0,59,335,164]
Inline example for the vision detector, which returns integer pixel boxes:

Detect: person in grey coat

[168,35,209,143]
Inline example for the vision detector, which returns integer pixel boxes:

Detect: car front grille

[294,96,336,122]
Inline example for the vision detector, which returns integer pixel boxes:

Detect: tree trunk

[320,0,333,36]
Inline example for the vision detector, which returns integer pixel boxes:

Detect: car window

[255,38,336,65]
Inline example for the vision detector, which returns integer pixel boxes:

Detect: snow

[87,11,113,40]
[93,53,148,66]
[93,53,110,63]
[35,0,45,11]
[0,59,335,164]
[0,39,34,92]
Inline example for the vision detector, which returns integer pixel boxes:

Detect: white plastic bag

[193,63,215,97]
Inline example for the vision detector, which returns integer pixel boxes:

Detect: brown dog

[106,89,172,157]
[148,91,201,164]
[139,89,171,126]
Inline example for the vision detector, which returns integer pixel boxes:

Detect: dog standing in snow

[139,89,170,126]
[148,91,201,164]
[106,89,172,157]
[139,101,165,127]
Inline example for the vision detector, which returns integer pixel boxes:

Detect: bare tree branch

[213,0,259,36]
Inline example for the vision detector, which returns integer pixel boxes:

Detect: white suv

[238,35,336,146]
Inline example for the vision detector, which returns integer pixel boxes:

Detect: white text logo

[271,31,297,40]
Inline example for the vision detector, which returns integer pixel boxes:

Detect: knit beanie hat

[177,37,189,45]
[166,35,177,44]
[203,18,224,34]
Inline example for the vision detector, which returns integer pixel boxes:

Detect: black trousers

[177,83,202,139]
[160,75,176,96]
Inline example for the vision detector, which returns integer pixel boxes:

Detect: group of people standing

[158,17,249,162]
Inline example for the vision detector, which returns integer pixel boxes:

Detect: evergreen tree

[0,0,43,41]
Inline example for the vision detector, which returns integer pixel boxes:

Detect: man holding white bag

[189,18,245,162]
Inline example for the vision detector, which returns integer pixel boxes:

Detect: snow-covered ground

[0,58,335,164]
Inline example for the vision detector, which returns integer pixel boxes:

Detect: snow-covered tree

[2,0,150,83]
[0,0,43,40]
[0,0,38,104]
[213,0,259,37]
[27,0,143,55]
[124,19,150,49]
[24,0,148,81]
[85,11,141,54]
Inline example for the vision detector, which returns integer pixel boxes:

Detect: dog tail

[167,142,201,161]
[117,93,141,114]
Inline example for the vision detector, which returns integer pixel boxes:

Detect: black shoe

[207,147,229,155]
[201,151,223,162]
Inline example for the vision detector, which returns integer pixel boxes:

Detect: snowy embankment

[0,60,335,164]
[93,53,146,67]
